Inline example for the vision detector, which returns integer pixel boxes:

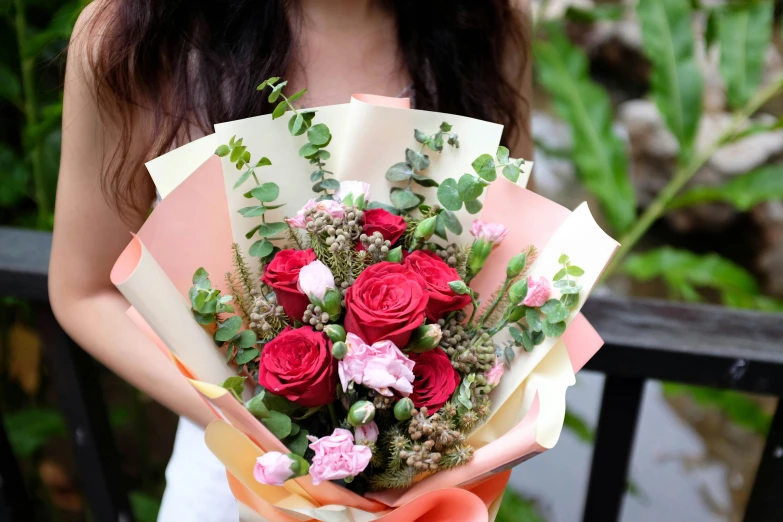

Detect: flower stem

[327,402,339,430]
[602,72,783,281]
[477,277,511,329]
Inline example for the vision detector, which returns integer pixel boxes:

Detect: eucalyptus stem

[603,71,783,280]
[476,278,512,329]
[13,0,48,225]
[467,293,480,326]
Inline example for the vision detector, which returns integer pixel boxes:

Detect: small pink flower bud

[523,276,551,308]
[253,452,295,486]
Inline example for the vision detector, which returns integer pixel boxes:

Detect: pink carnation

[469,219,508,245]
[286,199,345,229]
[338,334,415,397]
[253,452,295,486]
[523,276,551,308]
[354,421,379,444]
[485,363,504,387]
[307,429,372,485]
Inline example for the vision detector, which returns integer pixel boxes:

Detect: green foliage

[496,488,546,522]
[564,4,625,22]
[3,407,65,458]
[671,164,783,211]
[130,491,162,522]
[662,383,772,436]
[637,0,703,161]
[623,247,783,311]
[534,23,636,234]
[717,1,773,109]
[563,410,595,444]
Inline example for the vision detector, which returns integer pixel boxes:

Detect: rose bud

[413,216,437,241]
[508,278,529,306]
[448,280,469,295]
[335,180,371,209]
[354,421,379,445]
[506,252,528,279]
[253,452,296,486]
[298,260,336,304]
[322,288,342,320]
[324,324,347,343]
[386,245,403,263]
[466,219,508,277]
[332,341,348,360]
[393,397,414,421]
[406,323,442,353]
[348,400,376,427]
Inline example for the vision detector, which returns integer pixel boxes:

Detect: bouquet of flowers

[111,79,618,521]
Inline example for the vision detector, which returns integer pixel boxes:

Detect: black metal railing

[1,226,782,522]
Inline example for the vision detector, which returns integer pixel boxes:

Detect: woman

[49,0,532,519]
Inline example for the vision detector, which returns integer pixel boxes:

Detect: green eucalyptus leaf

[509,327,525,345]
[314,150,331,161]
[671,165,783,211]
[310,170,325,182]
[245,224,263,239]
[414,129,430,144]
[440,122,453,132]
[458,174,484,201]
[290,113,306,136]
[251,183,280,203]
[637,0,703,159]
[502,164,521,183]
[717,1,772,109]
[320,178,340,190]
[272,101,288,119]
[286,430,310,456]
[258,222,289,237]
[567,265,585,276]
[307,124,331,147]
[390,189,421,210]
[465,199,483,214]
[540,299,570,323]
[299,143,319,158]
[215,144,230,157]
[561,292,579,309]
[541,320,567,338]
[386,162,414,182]
[558,254,570,264]
[439,209,463,235]
[411,174,439,188]
[193,267,210,286]
[257,157,272,167]
[521,330,534,352]
[233,169,253,189]
[237,330,257,349]
[287,88,307,103]
[532,330,546,346]
[221,376,246,399]
[235,348,259,365]
[267,81,288,103]
[230,145,246,163]
[496,146,510,164]
[526,307,543,332]
[405,148,431,171]
[434,213,448,240]
[534,23,636,234]
[246,393,270,419]
[437,178,462,211]
[215,316,243,342]
[261,411,293,439]
[238,206,266,218]
[471,154,496,181]
[249,239,274,258]
[553,268,567,281]
[367,201,402,215]
[193,311,215,325]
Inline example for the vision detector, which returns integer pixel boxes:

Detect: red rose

[344,262,428,347]
[262,249,316,322]
[362,208,407,245]
[257,326,337,407]
[408,348,460,412]
[404,250,471,321]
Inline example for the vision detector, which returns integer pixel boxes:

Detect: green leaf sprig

[437,146,525,217]
[215,136,286,259]
[256,77,338,199]
[189,268,258,366]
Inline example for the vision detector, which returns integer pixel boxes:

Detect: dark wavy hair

[82,0,529,216]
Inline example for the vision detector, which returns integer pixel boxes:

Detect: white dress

[157,417,239,521]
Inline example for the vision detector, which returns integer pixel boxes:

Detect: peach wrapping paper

[112,95,617,521]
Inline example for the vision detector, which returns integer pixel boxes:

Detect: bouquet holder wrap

[113,96,617,521]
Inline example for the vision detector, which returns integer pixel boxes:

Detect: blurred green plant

[0,0,85,229]
[496,488,546,522]
[534,0,783,307]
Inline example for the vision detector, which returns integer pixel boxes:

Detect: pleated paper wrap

[112,96,617,521]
